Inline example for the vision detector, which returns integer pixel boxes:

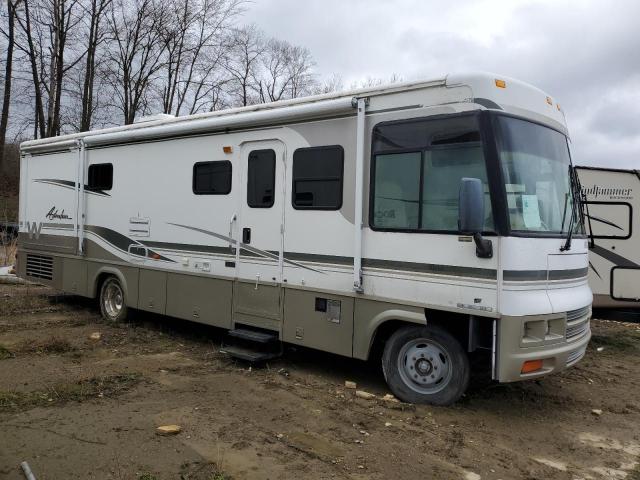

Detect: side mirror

[458,178,485,234]
[458,178,493,259]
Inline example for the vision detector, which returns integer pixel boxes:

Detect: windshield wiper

[560,165,583,252]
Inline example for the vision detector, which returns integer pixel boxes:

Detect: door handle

[255,273,261,290]
[229,213,237,251]
[242,227,251,244]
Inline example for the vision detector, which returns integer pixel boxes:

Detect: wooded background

[1,0,389,220]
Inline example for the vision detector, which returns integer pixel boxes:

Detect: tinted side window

[247,149,276,208]
[88,163,113,191]
[292,146,344,210]
[193,161,232,195]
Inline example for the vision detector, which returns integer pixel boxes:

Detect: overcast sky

[244,0,640,169]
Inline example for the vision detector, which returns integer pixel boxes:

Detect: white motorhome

[575,166,640,307]
[17,73,592,405]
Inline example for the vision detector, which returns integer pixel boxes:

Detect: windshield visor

[496,116,583,235]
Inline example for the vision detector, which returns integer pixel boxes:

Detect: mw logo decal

[26,221,43,239]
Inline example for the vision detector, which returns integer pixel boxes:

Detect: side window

[193,160,232,195]
[371,115,493,232]
[87,163,113,191]
[292,146,344,210]
[247,149,276,208]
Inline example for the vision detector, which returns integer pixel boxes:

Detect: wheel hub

[397,339,453,394]
[103,281,123,319]
[415,358,433,376]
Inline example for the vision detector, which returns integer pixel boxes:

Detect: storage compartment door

[611,267,640,301]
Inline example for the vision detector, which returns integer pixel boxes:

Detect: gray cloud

[243,0,640,169]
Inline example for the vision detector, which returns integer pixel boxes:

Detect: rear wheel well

[94,272,114,299]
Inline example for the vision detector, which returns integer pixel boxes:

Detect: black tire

[99,276,128,322]
[382,324,470,406]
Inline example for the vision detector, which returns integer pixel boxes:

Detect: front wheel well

[369,310,494,361]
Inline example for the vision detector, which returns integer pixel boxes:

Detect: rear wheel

[99,276,128,322]
[382,324,469,405]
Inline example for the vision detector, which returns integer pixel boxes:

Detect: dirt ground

[1,283,639,480]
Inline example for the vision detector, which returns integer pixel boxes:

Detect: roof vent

[134,113,175,124]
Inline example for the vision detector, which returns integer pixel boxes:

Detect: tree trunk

[0,1,17,168]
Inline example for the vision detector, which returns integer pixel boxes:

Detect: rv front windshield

[495,115,583,235]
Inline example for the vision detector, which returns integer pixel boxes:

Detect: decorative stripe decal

[589,261,602,280]
[590,245,639,268]
[85,225,174,262]
[142,240,235,256]
[503,268,589,282]
[585,213,624,231]
[34,178,111,197]
[362,258,497,279]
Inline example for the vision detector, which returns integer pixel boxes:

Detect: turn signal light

[521,359,544,374]
[495,79,506,88]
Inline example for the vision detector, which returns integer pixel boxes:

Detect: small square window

[87,163,113,191]
[193,161,232,195]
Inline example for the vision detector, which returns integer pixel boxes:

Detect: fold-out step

[220,344,281,362]
[228,328,278,344]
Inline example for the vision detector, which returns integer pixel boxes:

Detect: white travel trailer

[575,166,640,308]
[17,73,592,405]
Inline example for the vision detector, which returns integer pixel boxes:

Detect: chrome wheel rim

[103,281,124,320]
[397,338,452,394]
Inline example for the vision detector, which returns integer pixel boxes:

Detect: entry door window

[247,149,276,208]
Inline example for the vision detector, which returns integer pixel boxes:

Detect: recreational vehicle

[575,166,640,308]
[17,73,592,405]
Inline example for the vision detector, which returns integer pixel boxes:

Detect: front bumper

[496,306,592,382]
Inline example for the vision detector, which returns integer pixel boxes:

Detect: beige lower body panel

[496,312,592,382]
[282,289,354,357]
[166,273,232,329]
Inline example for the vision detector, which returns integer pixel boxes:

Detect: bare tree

[0,1,22,168]
[158,0,242,116]
[224,24,264,107]
[313,73,344,95]
[105,0,166,124]
[79,0,111,131]
[13,0,85,138]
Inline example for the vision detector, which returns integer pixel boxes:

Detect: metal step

[228,328,279,344]
[220,344,281,363]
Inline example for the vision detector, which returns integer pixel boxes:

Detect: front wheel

[99,276,128,322]
[382,325,469,405]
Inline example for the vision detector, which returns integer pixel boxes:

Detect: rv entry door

[233,140,286,331]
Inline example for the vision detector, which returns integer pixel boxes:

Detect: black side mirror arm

[473,233,493,259]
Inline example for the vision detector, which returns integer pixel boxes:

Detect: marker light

[521,359,544,374]
[223,146,233,154]
[546,96,553,105]
[495,79,506,88]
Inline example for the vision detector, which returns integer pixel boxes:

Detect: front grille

[567,347,586,366]
[567,318,590,340]
[567,305,590,323]
[25,254,53,280]
[566,305,591,341]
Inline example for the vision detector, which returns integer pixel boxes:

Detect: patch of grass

[137,474,158,480]
[0,373,141,412]
[210,473,230,480]
[0,344,13,359]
